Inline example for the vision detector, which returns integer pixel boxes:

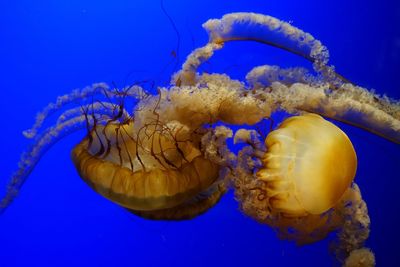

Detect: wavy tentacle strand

[207,13,352,84]
[265,82,400,143]
[177,12,345,85]
[200,126,237,167]
[56,102,131,126]
[243,63,400,143]
[135,74,268,130]
[166,74,274,127]
[332,184,374,266]
[203,13,329,66]
[0,115,91,213]
[23,83,144,139]
[22,83,109,139]
[246,65,318,88]
[173,43,223,86]
[344,248,375,267]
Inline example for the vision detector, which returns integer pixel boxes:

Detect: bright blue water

[0,1,399,266]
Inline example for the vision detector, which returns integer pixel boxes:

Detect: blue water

[0,1,399,266]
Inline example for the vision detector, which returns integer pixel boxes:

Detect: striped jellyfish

[1,12,399,267]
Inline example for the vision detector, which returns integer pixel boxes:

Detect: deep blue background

[0,1,399,266]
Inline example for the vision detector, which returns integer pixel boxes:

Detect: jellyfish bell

[71,117,224,220]
[236,113,358,219]
[233,113,358,230]
[257,113,357,216]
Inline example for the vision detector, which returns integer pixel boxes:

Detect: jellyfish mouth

[71,138,221,212]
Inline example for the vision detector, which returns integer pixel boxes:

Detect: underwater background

[0,0,399,266]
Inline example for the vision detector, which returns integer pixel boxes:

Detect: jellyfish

[232,114,370,263]
[71,109,224,220]
[1,12,398,267]
[256,113,357,217]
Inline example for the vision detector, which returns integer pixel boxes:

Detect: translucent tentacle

[23,83,144,139]
[173,43,223,86]
[0,116,88,213]
[246,65,318,88]
[22,83,109,139]
[56,102,130,126]
[265,82,400,143]
[0,102,132,214]
[1,79,144,213]
[176,13,347,86]
[204,13,328,64]
[331,184,374,266]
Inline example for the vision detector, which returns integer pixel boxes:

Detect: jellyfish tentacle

[23,84,144,139]
[264,82,400,144]
[173,43,223,86]
[0,115,90,213]
[56,102,130,126]
[246,65,317,88]
[22,83,109,139]
[243,63,400,143]
[176,13,349,86]
[203,13,351,85]
[331,183,373,265]
[203,13,329,65]
[1,92,133,214]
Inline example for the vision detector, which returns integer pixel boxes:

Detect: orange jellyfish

[1,12,399,267]
[232,114,370,263]
[71,114,224,220]
[256,113,357,216]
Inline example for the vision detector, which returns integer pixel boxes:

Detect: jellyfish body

[233,114,372,265]
[257,113,357,216]
[71,119,223,219]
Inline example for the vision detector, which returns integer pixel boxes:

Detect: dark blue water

[0,1,399,266]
